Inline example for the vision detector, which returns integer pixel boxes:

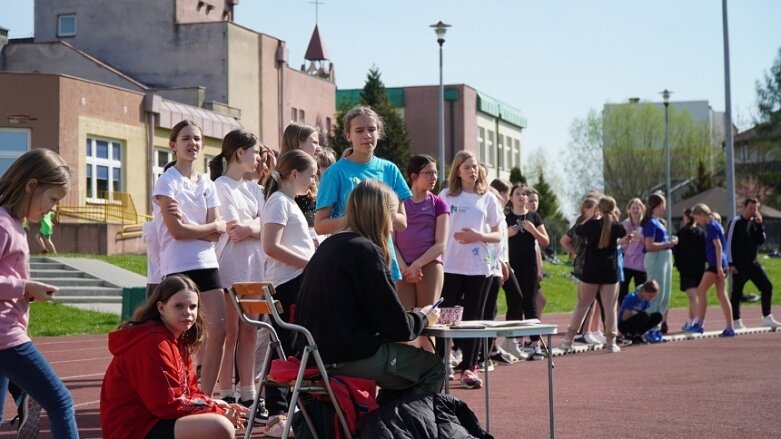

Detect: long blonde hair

[597,196,618,249]
[346,179,397,267]
[447,151,486,196]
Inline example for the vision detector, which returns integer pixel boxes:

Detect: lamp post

[431,21,450,184]
[661,89,673,229]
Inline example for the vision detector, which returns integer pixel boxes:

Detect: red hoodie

[100,320,223,439]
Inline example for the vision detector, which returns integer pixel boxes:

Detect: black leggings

[437,273,489,371]
[731,261,773,319]
[618,311,663,337]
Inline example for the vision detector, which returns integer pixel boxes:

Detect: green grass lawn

[27,253,781,336]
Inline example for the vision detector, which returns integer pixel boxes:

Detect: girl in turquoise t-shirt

[314,105,412,281]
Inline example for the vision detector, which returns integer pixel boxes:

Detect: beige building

[0,0,336,254]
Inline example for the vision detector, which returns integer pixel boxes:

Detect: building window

[153,148,174,182]
[58,14,77,37]
[326,117,332,136]
[514,139,521,168]
[504,136,513,170]
[291,107,298,122]
[497,135,504,170]
[86,137,122,200]
[299,109,305,124]
[0,128,30,177]
[478,127,486,163]
[487,131,495,167]
[203,155,214,174]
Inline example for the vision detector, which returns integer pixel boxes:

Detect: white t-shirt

[214,176,266,288]
[153,167,220,275]
[142,205,163,284]
[439,188,501,276]
[262,191,316,287]
[488,194,508,277]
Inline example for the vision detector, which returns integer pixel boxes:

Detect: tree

[530,165,568,253]
[750,46,781,206]
[328,67,411,171]
[563,109,605,207]
[565,103,720,211]
[755,47,781,132]
[508,166,526,185]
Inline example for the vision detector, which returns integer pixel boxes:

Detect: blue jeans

[0,341,79,438]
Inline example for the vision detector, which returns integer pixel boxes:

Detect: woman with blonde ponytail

[560,196,627,353]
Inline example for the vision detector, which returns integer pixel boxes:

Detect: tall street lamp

[661,89,673,229]
[431,21,451,184]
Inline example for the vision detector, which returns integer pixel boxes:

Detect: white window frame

[153,148,174,182]
[86,137,123,202]
[478,127,486,163]
[487,130,495,167]
[58,14,77,37]
[0,128,31,177]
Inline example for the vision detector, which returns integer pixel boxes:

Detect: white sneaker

[501,337,524,359]
[733,318,745,330]
[449,348,463,368]
[583,332,603,345]
[593,331,607,345]
[559,338,573,352]
[762,314,781,329]
[605,343,621,353]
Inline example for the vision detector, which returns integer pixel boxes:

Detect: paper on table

[450,319,541,329]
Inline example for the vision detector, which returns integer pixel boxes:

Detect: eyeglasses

[419,171,437,177]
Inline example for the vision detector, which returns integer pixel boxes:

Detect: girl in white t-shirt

[438,151,501,390]
[153,120,227,397]
[261,150,318,420]
[207,129,266,410]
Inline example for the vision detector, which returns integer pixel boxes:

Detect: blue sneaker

[687,323,704,334]
[721,327,736,337]
[649,329,663,343]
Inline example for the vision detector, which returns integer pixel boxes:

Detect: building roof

[304,24,329,61]
[670,186,781,219]
[155,98,240,139]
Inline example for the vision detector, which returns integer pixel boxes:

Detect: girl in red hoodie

[100,275,248,439]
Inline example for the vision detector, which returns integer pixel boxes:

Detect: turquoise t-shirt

[316,156,412,281]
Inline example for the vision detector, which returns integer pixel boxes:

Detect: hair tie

[271,170,281,183]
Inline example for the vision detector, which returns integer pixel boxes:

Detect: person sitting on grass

[100,275,248,439]
[618,280,663,343]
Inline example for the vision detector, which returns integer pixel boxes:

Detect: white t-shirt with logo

[153,167,220,275]
[262,191,316,287]
[214,176,266,288]
[439,188,501,276]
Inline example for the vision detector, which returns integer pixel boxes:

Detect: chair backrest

[257,281,319,348]
[231,282,284,316]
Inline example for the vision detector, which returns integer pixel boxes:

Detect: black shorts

[705,265,725,274]
[679,273,703,291]
[168,268,222,293]
[145,419,176,439]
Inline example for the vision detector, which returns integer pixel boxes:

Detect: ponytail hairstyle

[167,119,202,170]
[209,129,259,180]
[264,149,318,200]
[682,207,695,228]
[281,122,318,154]
[597,196,617,249]
[641,192,666,228]
[576,197,599,225]
[346,179,397,267]
[123,274,205,355]
[342,105,385,140]
[0,149,71,221]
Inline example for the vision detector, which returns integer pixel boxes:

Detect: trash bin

[122,287,147,321]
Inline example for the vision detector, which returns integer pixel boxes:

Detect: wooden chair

[229,282,353,439]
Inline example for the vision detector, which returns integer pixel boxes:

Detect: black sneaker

[573,334,587,344]
[221,396,237,404]
[741,293,760,303]
[489,346,519,364]
[240,398,269,425]
[17,394,42,439]
[660,321,669,335]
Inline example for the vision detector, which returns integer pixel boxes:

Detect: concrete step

[30,262,72,270]
[53,286,123,297]
[31,269,94,279]
[54,296,122,304]
[34,277,114,287]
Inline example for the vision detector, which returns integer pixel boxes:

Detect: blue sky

[2,0,779,207]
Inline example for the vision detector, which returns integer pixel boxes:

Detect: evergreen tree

[509,166,526,185]
[359,68,411,170]
[534,168,564,222]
